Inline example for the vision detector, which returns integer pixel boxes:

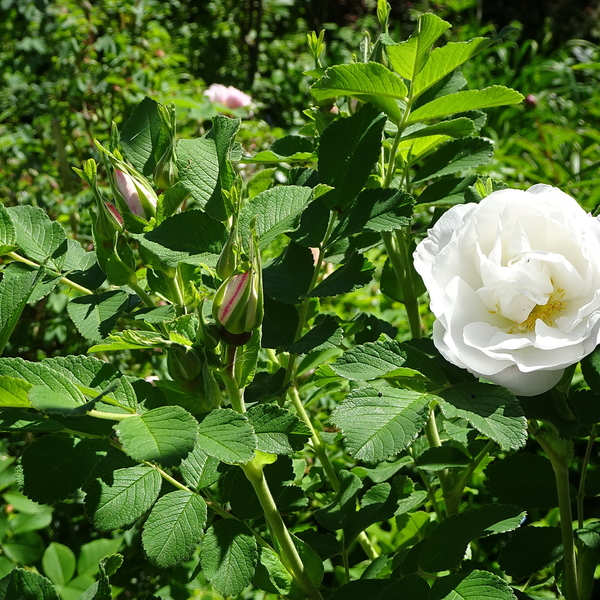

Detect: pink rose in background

[204,83,252,109]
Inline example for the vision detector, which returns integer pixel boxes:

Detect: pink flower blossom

[204,84,252,109]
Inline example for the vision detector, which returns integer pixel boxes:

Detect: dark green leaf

[285,314,343,355]
[414,446,471,471]
[419,504,526,572]
[484,452,558,509]
[114,406,198,466]
[5,568,59,600]
[309,252,374,297]
[318,104,387,210]
[430,570,517,600]
[67,290,129,342]
[0,203,17,255]
[330,189,414,243]
[377,574,430,600]
[6,205,67,271]
[180,445,227,490]
[261,297,299,349]
[411,137,494,183]
[135,210,228,269]
[200,519,258,597]
[263,242,314,305]
[245,368,289,404]
[238,185,314,250]
[246,404,311,454]
[20,436,108,504]
[120,96,165,176]
[498,526,563,579]
[416,175,477,205]
[196,408,257,463]
[331,339,407,381]
[331,387,431,463]
[438,383,527,451]
[85,466,162,531]
[142,490,207,568]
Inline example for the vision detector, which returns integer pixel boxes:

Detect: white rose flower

[413,184,600,396]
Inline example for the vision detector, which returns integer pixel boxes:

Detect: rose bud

[114,169,158,219]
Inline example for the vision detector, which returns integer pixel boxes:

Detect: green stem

[424,407,457,516]
[130,282,156,309]
[287,386,378,560]
[576,425,596,530]
[222,345,245,413]
[395,229,422,339]
[8,251,93,296]
[241,459,323,600]
[86,409,138,421]
[534,429,579,600]
[446,440,495,511]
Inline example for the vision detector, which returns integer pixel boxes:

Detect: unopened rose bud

[212,268,263,339]
[115,169,158,219]
[525,94,538,108]
[153,146,178,190]
[167,345,203,382]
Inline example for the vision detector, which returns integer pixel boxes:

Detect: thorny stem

[7,251,94,296]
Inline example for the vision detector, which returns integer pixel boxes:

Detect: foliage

[2,4,600,600]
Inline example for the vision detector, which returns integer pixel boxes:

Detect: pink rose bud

[525,94,538,108]
[115,169,158,219]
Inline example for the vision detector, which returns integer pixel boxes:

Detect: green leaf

[88,330,167,353]
[244,135,314,164]
[176,137,220,213]
[196,408,257,463]
[254,546,293,596]
[19,436,108,504]
[378,574,430,600]
[411,137,494,183]
[84,466,162,531]
[135,210,228,269]
[235,328,262,389]
[414,446,471,471]
[419,505,526,572]
[285,314,343,355]
[416,174,477,205]
[484,452,558,509]
[77,539,123,577]
[29,385,96,416]
[330,189,414,242]
[311,63,407,124]
[430,570,517,600]
[331,387,431,462]
[408,86,524,124]
[67,290,130,342]
[0,408,64,432]
[387,13,451,80]
[6,206,67,271]
[0,263,46,355]
[498,526,563,579]
[318,104,387,210]
[0,203,17,255]
[204,116,241,220]
[331,339,407,381]
[437,383,528,451]
[5,568,59,600]
[142,490,207,568]
[2,532,45,565]
[263,242,314,305]
[180,445,227,490]
[200,519,258,597]
[412,37,501,97]
[120,96,165,176]
[309,252,375,297]
[42,543,76,588]
[0,358,91,407]
[401,118,476,141]
[0,376,32,407]
[261,297,300,349]
[238,185,314,250]
[246,404,311,455]
[43,355,138,411]
[114,406,198,466]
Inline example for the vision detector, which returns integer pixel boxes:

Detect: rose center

[508,288,567,333]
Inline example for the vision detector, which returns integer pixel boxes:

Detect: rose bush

[414,184,600,396]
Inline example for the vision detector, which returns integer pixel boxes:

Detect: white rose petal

[414,185,600,396]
